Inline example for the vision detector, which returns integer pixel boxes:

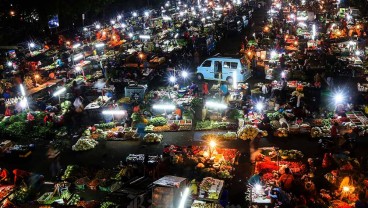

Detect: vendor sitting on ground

[0,167,10,184]
[278,168,294,192]
[189,82,199,95]
[13,169,31,186]
[248,172,264,186]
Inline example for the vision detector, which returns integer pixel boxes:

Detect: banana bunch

[237,125,260,140]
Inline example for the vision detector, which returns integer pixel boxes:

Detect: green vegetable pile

[149,117,167,126]
[61,165,79,180]
[195,120,232,130]
[100,201,118,208]
[0,111,58,142]
[267,112,282,120]
[95,122,116,129]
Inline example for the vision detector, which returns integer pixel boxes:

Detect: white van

[196,57,251,83]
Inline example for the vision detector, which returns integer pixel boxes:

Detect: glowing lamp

[256,102,264,111]
[255,184,262,191]
[95,43,105,48]
[333,93,344,103]
[181,71,188,78]
[102,110,126,115]
[72,43,81,49]
[53,87,66,97]
[342,186,350,192]
[270,50,277,59]
[152,104,176,110]
[169,76,176,83]
[209,141,216,148]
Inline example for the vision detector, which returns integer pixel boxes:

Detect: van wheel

[226,76,233,84]
[197,73,204,81]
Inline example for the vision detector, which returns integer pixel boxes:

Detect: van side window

[230,62,238,69]
[202,60,212,67]
[223,62,230,68]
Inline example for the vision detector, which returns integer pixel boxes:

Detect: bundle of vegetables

[61,101,72,114]
[196,120,212,130]
[274,128,288,137]
[237,125,260,140]
[68,194,80,206]
[267,112,282,120]
[211,122,230,130]
[217,170,232,179]
[153,125,170,132]
[72,138,98,151]
[144,125,154,132]
[61,165,79,180]
[322,119,331,127]
[223,132,237,140]
[61,190,72,200]
[11,186,29,203]
[149,117,167,126]
[270,120,281,129]
[201,132,237,141]
[311,127,322,138]
[94,122,116,129]
[100,201,118,208]
[143,133,163,143]
[278,149,304,160]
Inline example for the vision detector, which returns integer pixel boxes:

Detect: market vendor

[13,169,31,186]
[278,168,294,192]
[248,172,264,186]
[0,167,10,184]
[189,82,199,96]
[43,113,54,124]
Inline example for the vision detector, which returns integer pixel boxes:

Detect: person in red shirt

[44,113,53,124]
[13,169,31,185]
[331,122,339,139]
[278,168,294,192]
[202,82,209,96]
[0,168,10,184]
